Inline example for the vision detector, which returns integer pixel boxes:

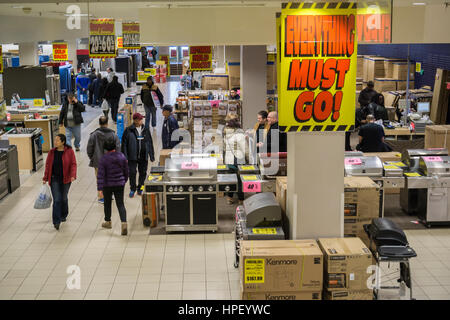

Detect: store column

[19,42,38,66]
[67,39,77,67]
[240,45,266,129]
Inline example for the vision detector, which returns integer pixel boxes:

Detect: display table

[384,127,425,140]
[24,116,59,152]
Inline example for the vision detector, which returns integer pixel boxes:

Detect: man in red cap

[121,112,155,197]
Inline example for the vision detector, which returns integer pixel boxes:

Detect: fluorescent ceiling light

[12,5,24,9]
[413,2,426,5]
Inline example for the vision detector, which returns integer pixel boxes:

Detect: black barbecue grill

[364,218,417,300]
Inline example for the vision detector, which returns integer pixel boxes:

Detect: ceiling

[0,0,447,20]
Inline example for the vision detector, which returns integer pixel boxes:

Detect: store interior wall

[358,43,450,88]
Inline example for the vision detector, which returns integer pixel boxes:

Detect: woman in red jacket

[43,134,77,230]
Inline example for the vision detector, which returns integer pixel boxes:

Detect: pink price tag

[210,100,220,108]
[181,162,199,170]
[423,156,443,162]
[6,113,11,121]
[243,181,261,193]
[345,158,362,165]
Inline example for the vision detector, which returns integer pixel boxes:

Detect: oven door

[32,134,44,171]
[0,165,8,200]
[166,194,191,225]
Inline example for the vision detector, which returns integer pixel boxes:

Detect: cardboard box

[363,152,401,162]
[365,57,385,81]
[159,149,172,166]
[425,125,450,151]
[384,59,405,78]
[276,176,287,213]
[267,62,276,91]
[325,289,373,300]
[374,78,397,92]
[396,80,415,90]
[202,74,229,90]
[382,91,397,107]
[392,62,415,80]
[240,240,323,292]
[357,56,364,78]
[227,62,240,89]
[241,290,322,300]
[318,238,373,291]
[344,177,380,219]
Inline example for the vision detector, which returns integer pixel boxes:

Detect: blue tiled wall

[358,44,450,88]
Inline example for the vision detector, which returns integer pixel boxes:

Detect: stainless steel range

[145,156,238,232]
[0,151,8,200]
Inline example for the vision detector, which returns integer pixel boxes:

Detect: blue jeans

[144,104,157,128]
[50,180,71,225]
[65,125,81,148]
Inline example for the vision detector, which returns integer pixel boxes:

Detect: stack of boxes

[227,62,240,89]
[343,177,380,247]
[318,238,373,300]
[364,57,385,82]
[240,240,323,300]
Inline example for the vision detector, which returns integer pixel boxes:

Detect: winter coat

[368,102,389,121]
[98,79,109,100]
[264,122,287,153]
[97,151,129,191]
[121,124,155,162]
[162,115,180,149]
[86,127,121,168]
[59,100,85,127]
[43,145,77,185]
[224,128,246,165]
[140,83,164,109]
[93,78,102,97]
[358,87,378,107]
[105,80,124,101]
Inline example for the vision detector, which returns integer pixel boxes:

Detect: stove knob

[174,187,178,192]
[198,186,204,192]
[168,187,173,192]
[208,186,214,192]
[188,186,194,192]
[178,186,184,192]
[225,186,230,192]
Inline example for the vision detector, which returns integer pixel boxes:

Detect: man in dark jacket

[368,93,389,121]
[59,93,85,151]
[358,81,378,108]
[357,115,392,152]
[162,105,180,149]
[140,76,164,129]
[87,116,121,203]
[151,47,157,62]
[88,68,97,106]
[105,75,124,123]
[121,113,155,198]
[259,111,287,153]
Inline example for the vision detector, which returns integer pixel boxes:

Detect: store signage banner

[276,12,281,108]
[52,42,68,61]
[279,2,357,132]
[117,37,123,49]
[189,46,212,71]
[356,1,391,43]
[0,45,3,73]
[122,22,140,49]
[89,18,116,58]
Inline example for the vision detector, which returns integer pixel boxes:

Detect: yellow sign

[217,165,227,170]
[148,175,162,182]
[89,19,116,58]
[52,42,68,61]
[252,228,277,235]
[405,172,421,177]
[144,68,157,76]
[156,60,165,66]
[244,259,265,284]
[240,165,256,171]
[33,99,45,107]
[383,165,399,170]
[242,175,258,181]
[189,46,213,71]
[137,71,148,82]
[122,22,140,49]
[117,37,123,49]
[389,161,406,167]
[279,2,357,132]
[0,45,3,73]
[415,62,421,73]
[276,12,281,107]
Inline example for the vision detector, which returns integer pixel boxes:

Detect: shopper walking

[105,75,124,124]
[358,81,378,108]
[121,113,155,198]
[258,111,287,153]
[88,68,97,106]
[97,138,129,236]
[151,47,158,62]
[162,105,181,149]
[253,110,269,153]
[181,70,193,90]
[87,116,121,204]
[59,93,85,151]
[106,67,115,83]
[92,73,102,107]
[140,76,164,129]
[43,134,77,230]
[223,117,246,205]
[98,77,109,117]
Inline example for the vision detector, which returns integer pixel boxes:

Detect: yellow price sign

[240,165,256,171]
[384,165,399,170]
[148,175,162,182]
[244,259,265,284]
[33,99,45,107]
[252,228,277,235]
[144,68,157,76]
[242,175,258,181]
[404,172,421,177]
[389,161,406,167]
[217,165,227,170]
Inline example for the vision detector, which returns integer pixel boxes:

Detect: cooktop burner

[8,128,40,135]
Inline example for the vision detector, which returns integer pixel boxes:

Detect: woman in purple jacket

[97,138,129,235]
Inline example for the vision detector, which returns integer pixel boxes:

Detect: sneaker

[137,190,143,196]
[75,147,80,152]
[54,223,60,230]
[98,198,104,204]
[129,191,135,198]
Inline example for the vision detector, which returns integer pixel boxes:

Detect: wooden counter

[6,136,34,171]
[384,127,425,140]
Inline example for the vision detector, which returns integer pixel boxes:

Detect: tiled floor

[0,81,450,300]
